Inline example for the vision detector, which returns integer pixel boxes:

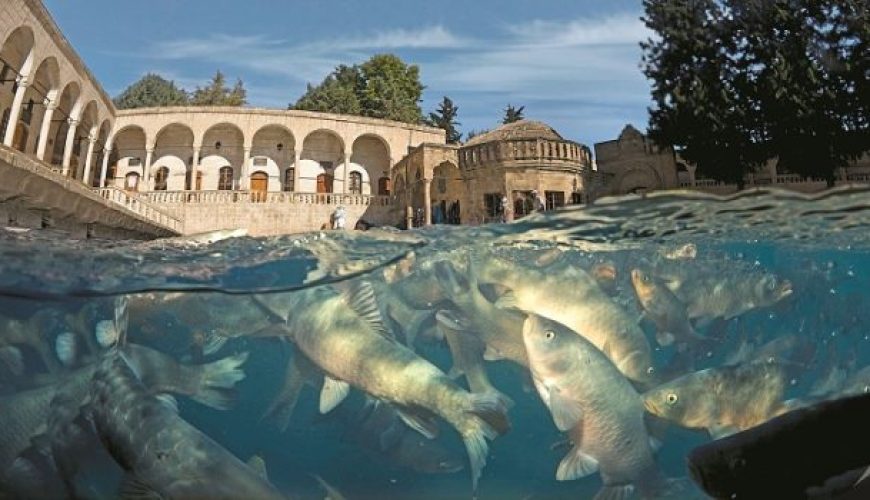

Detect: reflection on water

[0,187,868,499]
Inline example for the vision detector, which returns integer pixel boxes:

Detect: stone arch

[154,123,194,191]
[15,56,59,155]
[251,124,295,192]
[70,99,99,180]
[616,165,663,194]
[431,161,463,224]
[202,123,244,190]
[348,134,390,196]
[301,129,343,193]
[90,119,111,187]
[48,80,80,165]
[111,125,147,186]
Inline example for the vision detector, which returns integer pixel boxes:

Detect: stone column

[61,118,79,176]
[423,178,432,225]
[36,102,56,162]
[343,149,352,194]
[3,81,28,147]
[99,146,112,187]
[768,161,778,183]
[82,135,97,185]
[143,148,154,191]
[241,147,251,190]
[293,150,301,192]
[190,145,201,190]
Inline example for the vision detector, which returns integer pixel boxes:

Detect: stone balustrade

[95,187,183,232]
[459,139,590,169]
[139,190,392,207]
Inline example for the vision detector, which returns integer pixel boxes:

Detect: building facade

[2,0,867,237]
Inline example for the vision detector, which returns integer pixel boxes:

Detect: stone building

[2,0,867,238]
[394,120,603,226]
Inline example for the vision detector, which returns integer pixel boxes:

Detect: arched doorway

[153,166,169,191]
[250,171,268,201]
[378,176,391,196]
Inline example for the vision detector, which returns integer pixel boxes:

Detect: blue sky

[43,0,653,147]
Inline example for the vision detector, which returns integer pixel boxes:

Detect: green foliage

[642,0,869,186]
[189,70,247,107]
[426,96,462,143]
[113,73,188,110]
[502,104,525,124]
[465,129,490,142]
[293,54,424,124]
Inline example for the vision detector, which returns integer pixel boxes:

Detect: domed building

[393,120,603,226]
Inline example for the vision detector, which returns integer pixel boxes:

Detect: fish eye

[544,330,555,341]
[646,366,655,374]
[666,393,678,405]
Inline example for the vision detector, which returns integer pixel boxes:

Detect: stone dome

[464,120,564,146]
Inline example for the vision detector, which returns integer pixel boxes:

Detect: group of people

[499,189,546,223]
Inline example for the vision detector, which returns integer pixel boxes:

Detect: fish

[642,360,793,439]
[630,268,711,348]
[0,310,63,373]
[590,261,619,296]
[88,351,286,499]
[262,349,321,432]
[473,252,658,388]
[653,259,793,324]
[688,393,870,499]
[0,342,250,477]
[280,282,509,491]
[523,313,666,499]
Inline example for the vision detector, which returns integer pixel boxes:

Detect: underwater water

[0,186,868,499]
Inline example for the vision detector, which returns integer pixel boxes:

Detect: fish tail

[593,484,634,500]
[457,391,511,492]
[189,351,250,410]
[461,418,493,493]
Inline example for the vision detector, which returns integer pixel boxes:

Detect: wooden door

[250,171,268,202]
[12,124,27,152]
[316,173,333,194]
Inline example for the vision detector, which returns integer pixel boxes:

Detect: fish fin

[119,474,164,500]
[202,331,229,356]
[114,296,129,348]
[463,421,493,492]
[447,364,464,379]
[854,466,870,487]
[378,421,404,451]
[397,407,440,439]
[649,436,663,452]
[548,386,584,432]
[319,376,350,414]
[549,438,572,452]
[312,474,346,500]
[466,391,511,436]
[433,260,467,296]
[532,376,551,407]
[435,309,471,331]
[493,290,520,311]
[593,484,635,500]
[261,355,312,431]
[6,456,42,492]
[483,345,505,361]
[403,310,433,349]
[344,281,391,339]
[55,331,78,368]
[246,455,268,480]
[556,446,599,481]
[655,331,675,346]
[636,311,647,325]
[154,394,179,413]
[0,346,24,376]
[192,351,249,410]
[708,424,739,440]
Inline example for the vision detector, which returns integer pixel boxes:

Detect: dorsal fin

[114,295,129,347]
[344,281,391,339]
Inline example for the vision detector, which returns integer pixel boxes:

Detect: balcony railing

[95,187,183,232]
[139,190,392,207]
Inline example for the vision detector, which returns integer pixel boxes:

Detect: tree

[642,0,868,186]
[426,96,462,143]
[292,54,424,124]
[465,129,490,142]
[502,104,525,124]
[113,73,188,109]
[190,70,247,106]
[293,64,363,115]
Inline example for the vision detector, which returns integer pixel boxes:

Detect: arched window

[284,168,295,192]
[218,166,233,190]
[154,166,169,191]
[124,172,140,191]
[377,177,391,196]
[348,171,362,194]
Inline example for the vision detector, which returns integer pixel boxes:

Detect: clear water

[0,187,868,499]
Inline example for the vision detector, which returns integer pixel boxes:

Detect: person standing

[332,205,347,230]
[531,189,546,212]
